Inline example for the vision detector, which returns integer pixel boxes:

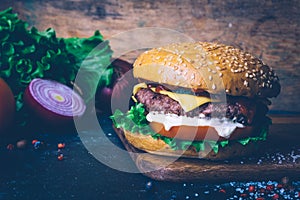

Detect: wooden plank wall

[1,0,300,112]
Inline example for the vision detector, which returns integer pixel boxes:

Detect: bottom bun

[123,129,263,160]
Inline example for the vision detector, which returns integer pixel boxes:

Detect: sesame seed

[219,72,223,77]
[209,75,213,81]
[263,74,267,79]
[212,84,216,90]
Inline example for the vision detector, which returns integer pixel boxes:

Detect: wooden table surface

[1,0,300,113]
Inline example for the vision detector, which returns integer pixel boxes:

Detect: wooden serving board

[114,115,300,182]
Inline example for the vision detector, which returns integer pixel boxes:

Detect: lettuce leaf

[0,7,113,126]
[111,103,270,154]
[64,33,113,102]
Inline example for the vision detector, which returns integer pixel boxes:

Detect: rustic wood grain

[113,115,300,182]
[1,0,300,112]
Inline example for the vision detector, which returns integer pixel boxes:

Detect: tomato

[0,78,15,134]
[149,121,261,141]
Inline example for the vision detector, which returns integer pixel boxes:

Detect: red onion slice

[25,78,86,119]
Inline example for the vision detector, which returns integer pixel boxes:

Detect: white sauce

[146,112,244,139]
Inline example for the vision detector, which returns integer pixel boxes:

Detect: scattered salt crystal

[230,182,236,186]
[257,159,262,165]
[290,150,300,162]
[279,188,285,195]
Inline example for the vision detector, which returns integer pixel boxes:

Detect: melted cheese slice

[133,83,218,112]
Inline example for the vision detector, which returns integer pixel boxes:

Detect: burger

[111,42,280,160]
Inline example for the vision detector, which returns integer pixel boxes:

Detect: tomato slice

[149,122,261,141]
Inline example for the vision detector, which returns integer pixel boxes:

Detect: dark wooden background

[1,0,300,112]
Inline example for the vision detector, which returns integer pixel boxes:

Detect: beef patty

[135,88,269,126]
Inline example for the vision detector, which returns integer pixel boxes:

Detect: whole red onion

[96,59,133,114]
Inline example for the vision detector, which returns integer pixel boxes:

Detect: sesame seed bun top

[133,42,280,98]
